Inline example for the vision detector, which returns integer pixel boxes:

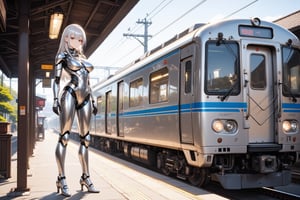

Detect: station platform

[0,129,227,200]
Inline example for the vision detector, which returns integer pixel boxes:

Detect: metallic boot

[56,176,71,197]
[79,173,99,193]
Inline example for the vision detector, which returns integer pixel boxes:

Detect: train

[89,18,300,189]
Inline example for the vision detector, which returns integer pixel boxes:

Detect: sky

[87,0,300,83]
[23,0,300,117]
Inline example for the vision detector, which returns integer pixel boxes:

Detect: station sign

[41,64,53,70]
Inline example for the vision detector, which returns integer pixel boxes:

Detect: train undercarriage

[91,135,297,189]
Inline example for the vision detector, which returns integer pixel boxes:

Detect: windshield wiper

[220,80,239,101]
[282,82,297,103]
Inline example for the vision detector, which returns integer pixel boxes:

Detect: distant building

[274,10,300,39]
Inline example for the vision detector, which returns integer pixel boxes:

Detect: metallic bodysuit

[53,49,98,196]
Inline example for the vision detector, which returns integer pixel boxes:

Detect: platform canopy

[274,10,300,39]
[0,0,138,79]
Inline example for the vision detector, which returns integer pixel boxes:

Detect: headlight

[212,119,237,134]
[282,120,298,133]
[212,120,224,133]
[224,120,237,133]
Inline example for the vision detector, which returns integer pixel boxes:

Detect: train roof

[92,22,204,90]
[116,23,205,72]
[92,18,300,91]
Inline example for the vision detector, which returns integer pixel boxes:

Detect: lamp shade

[49,12,63,39]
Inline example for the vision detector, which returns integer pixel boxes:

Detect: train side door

[105,90,112,134]
[246,46,275,143]
[180,45,195,144]
[117,81,124,137]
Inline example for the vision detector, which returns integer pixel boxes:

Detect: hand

[53,98,61,115]
[92,104,98,115]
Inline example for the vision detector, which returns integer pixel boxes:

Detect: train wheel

[188,167,209,187]
[157,152,171,176]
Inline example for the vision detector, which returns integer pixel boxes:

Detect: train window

[250,54,266,89]
[117,81,124,112]
[185,60,192,93]
[97,96,103,114]
[129,78,143,107]
[205,42,240,95]
[106,91,112,134]
[150,67,169,104]
[282,47,300,97]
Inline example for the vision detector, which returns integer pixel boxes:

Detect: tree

[0,85,15,122]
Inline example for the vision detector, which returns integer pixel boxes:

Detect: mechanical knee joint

[80,132,90,148]
[59,131,70,147]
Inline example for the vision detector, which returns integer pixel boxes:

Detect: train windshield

[282,46,300,97]
[205,42,240,96]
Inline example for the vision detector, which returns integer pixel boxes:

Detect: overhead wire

[110,0,208,67]
[223,0,259,19]
[151,0,207,37]
[92,0,171,65]
[105,0,260,68]
[108,0,174,67]
[148,0,174,21]
[126,0,172,34]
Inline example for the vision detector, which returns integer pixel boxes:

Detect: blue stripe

[191,102,246,113]
[282,103,300,113]
[124,105,178,117]
[101,102,247,118]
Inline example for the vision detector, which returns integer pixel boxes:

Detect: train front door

[179,56,194,144]
[246,45,275,143]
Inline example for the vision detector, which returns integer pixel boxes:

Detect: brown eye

[70,36,75,40]
[79,39,83,43]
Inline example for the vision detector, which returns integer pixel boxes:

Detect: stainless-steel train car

[91,18,300,189]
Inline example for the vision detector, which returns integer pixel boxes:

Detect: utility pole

[123,17,152,53]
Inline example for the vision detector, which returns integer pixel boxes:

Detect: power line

[110,0,207,67]
[123,17,152,53]
[107,0,259,68]
[99,0,171,64]
[152,0,207,37]
[223,0,258,19]
[148,0,174,20]
[129,0,173,34]
[122,0,174,54]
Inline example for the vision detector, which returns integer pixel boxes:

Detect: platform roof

[0,0,138,78]
[274,10,300,39]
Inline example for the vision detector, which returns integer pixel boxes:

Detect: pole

[123,17,152,53]
[16,0,30,193]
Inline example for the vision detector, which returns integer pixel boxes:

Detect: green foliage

[0,85,15,122]
[0,102,14,113]
[0,86,13,102]
[0,115,6,122]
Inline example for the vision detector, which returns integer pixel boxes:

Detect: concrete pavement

[0,129,227,200]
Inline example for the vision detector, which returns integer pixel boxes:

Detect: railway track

[260,187,300,200]
[204,182,300,200]
[99,145,300,199]
[67,130,300,199]
[291,165,300,184]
